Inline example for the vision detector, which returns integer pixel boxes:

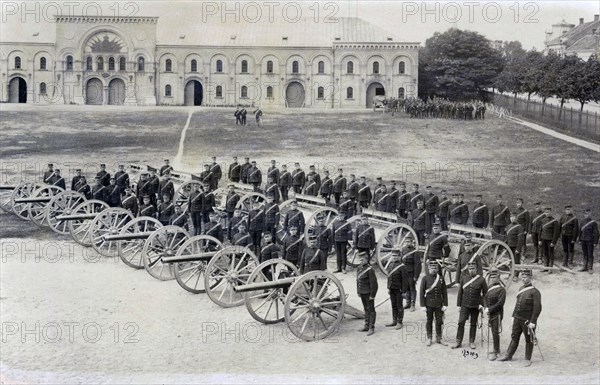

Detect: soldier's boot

[395,320,403,330]
[385,318,397,327]
[410,301,416,312]
[569,251,574,266]
[578,263,588,272]
[403,299,411,309]
[359,313,370,332]
[498,341,517,361]
[451,339,462,349]
[436,336,448,346]
[562,252,569,267]
[523,344,533,367]
[489,352,498,361]
[426,337,433,347]
[367,313,376,336]
[469,341,477,349]
[588,259,594,274]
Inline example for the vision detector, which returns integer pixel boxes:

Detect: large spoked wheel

[276,199,296,244]
[0,175,24,213]
[174,235,224,294]
[90,208,135,258]
[235,192,266,216]
[174,181,203,211]
[284,271,346,341]
[205,246,259,308]
[27,185,65,227]
[304,207,338,252]
[376,223,418,275]
[244,259,300,324]
[10,182,38,219]
[68,200,110,247]
[118,217,163,269]
[142,226,190,281]
[47,191,87,234]
[476,239,515,288]
[344,216,363,268]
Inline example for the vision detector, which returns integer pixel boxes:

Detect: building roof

[546,19,600,50]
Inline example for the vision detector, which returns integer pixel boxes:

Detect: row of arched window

[84,56,127,71]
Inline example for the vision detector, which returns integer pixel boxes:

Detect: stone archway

[184,80,203,106]
[86,78,104,105]
[8,77,27,103]
[285,82,305,108]
[108,78,126,105]
[366,82,385,108]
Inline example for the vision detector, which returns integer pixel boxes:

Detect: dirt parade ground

[1,104,599,384]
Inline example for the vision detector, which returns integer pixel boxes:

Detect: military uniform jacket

[491,204,510,227]
[424,193,439,214]
[264,202,280,225]
[530,210,545,233]
[299,248,327,274]
[115,171,130,190]
[278,171,292,188]
[410,208,429,231]
[332,220,352,242]
[160,165,173,177]
[560,214,579,239]
[409,191,423,210]
[228,162,241,181]
[505,223,524,249]
[139,203,157,217]
[314,224,332,250]
[387,261,408,291]
[96,171,110,186]
[306,172,321,190]
[484,284,506,317]
[248,167,262,184]
[202,192,215,213]
[43,170,55,184]
[92,184,107,201]
[232,232,252,247]
[388,188,399,211]
[580,218,600,243]
[51,176,66,190]
[354,224,376,249]
[448,203,468,224]
[437,198,450,218]
[260,243,281,263]
[346,180,359,200]
[159,179,175,199]
[136,179,151,199]
[283,235,304,262]
[169,212,189,228]
[200,170,213,185]
[225,192,240,213]
[512,283,542,324]
[202,220,223,242]
[514,207,531,232]
[419,273,448,308]
[472,203,489,227]
[75,183,91,200]
[427,233,450,259]
[292,169,306,187]
[188,190,204,212]
[284,209,305,233]
[373,191,390,212]
[356,264,378,297]
[457,274,488,308]
[106,185,121,206]
[303,181,319,196]
[240,162,252,181]
[71,175,83,190]
[248,209,265,231]
[158,201,175,223]
[264,183,280,202]
[320,177,333,195]
[267,167,280,185]
[539,216,560,243]
[210,163,222,182]
[333,176,347,193]
[398,190,411,210]
[357,183,372,203]
[228,216,246,239]
[338,198,355,218]
[402,247,422,276]
[455,250,483,282]
[148,176,160,196]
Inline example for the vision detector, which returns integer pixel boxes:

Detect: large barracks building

[0,15,419,108]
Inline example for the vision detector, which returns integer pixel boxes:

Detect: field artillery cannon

[55,200,110,246]
[12,185,65,224]
[234,259,365,341]
[0,175,31,213]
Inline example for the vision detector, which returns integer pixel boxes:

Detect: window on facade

[216,60,223,73]
[40,82,47,94]
[109,57,115,71]
[292,60,299,74]
[241,60,248,73]
[241,85,248,98]
[66,55,73,71]
[267,86,273,98]
[15,56,21,69]
[191,59,197,72]
[216,85,223,98]
[86,57,93,71]
[165,84,172,96]
[165,59,172,72]
[373,61,379,74]
[97,57,104,71]
[318,61,325,74]
[346,87,353,99]
[399,61,405,74]
[317,86,324,99]
[398,87,405,99]
[40,57,47,70]
[347,61,354,74]
[119,57,126,71]
[267,61,273,73]
[138,57,145,71]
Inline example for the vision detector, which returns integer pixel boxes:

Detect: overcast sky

[1,1,599,49]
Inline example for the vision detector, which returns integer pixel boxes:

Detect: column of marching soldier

[44,159,598,361]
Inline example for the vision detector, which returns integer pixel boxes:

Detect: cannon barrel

[102,232,155,241]
[0,185,17,190]
[161,252,217,264]
[361,208,402,227]
[56,213,98,221]
[14,196,53,204]
[294,193,327,208]
[233,277,297,293]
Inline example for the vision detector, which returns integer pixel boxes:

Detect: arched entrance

[8,77,27,103]
[366,82,385,108]
[86,78,104,105]
[286,82,305,108]
[184,80,203,106]
[108,78,126,105]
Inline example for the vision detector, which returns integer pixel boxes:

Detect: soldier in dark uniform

[455,233,483,283]
[437,190,450,230]
[345,174,359,208]
[402,233,421,311]
[560,205,579,268]
[105,177,121,207]
[514,198,530,256]
[410,199,429,246]
[396,182,410,219]
[247,161,262,192]
[136,173,151,205]
[159,172,175,202]
[75,176,91,200]
[210,156,222,190]
[529,202,545,263]
[472,194,489,229]
[224,185,240,221]
[263,195,279,240]
[506,212,524,280]
[420,260,448,346]
[409,183,423,211]
[96,164,110,187]
[425,221,450,267]
[354,215,376,260]
[232,221,252,247]
[307,165,321,191]
[240,157,251,184]
[579,209,599,273]
[357,176,372,210]
[234,106,242,125]
[319,170,333,201]
[386,248,408,329]
[448,194,467,226]
[491,195,510,235]
[264,176,280,203]
[114,164,130,193]
[157,193,175,225]
[147,169,160,205]
[228,156,241,183]
[283,200,305,236]
[299,239,327,274]
[188,184,204,236]
[199,164,213,187]
[283,225,304,267]
[203,212,224,243]
[313,215,332,256]
[373,184,389,212]
[267,160,279,185]
[50,169,66,190]
[159,159,173,177]
[484,269,506,361]
[356,251,378,336]
[71,168,83,191]
[423,186,438,234]
[498,269,542,367]
[302,174,318,196]
[332,168,347,205]
[228,208,245,241]
[459,193,469,225]
[338,190,355,220]
[291,163,305,194]
[201,183,216,226]
[388,181,399,214]
[92,176,107,202]
[248,200,265,255]
[43,163,55,184]
[169,204,189,230]
[139,195,156,218]
[278,164,292,201]
[332,213,351,273]
[539,207,560,273]
[451,261,488,349]
[259,232,280,264]
[240,107,247,125]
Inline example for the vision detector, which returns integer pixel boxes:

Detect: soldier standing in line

[484,269,506,361]
[92,176,107,202]
[402,233,421,312]
[559,205,579,268]
[291,163,305,194]
[345,174,359,207]
[139,195,156,218]
[43,163,55,184]
[253,107,263,127]
[157,193,175,226]
[386,248,408,330]
[423,186,439,234]
[240,107,247,125]
[240,157,251,184]
[338,190,355,220]
[71,168,83,191]
[259,232,281,269]
[159,159,173,177]
[529,202,545,263]
[232,222,252,247]
[514,198,531,256]
[491,195,510,235]
[75,176,91,200]
[498,269,542,367]
[228,208,245,242]
[199,164,213,187]
[420,260,448,346]
[455,233,483,283]
[373,184,389,212]
[451,262,488,350]
[224,185,240,221]
[278,164,292,201]
[283,200,305,237]
[105,177,121,207]
[410,199,429,246]
[228,156,241,183]
[50,169,66,190]
[409,183,423,211]
[539,207,560,273]
[234,106,242,125]
[388,181,399,214]
[96,163,110,187]
[332,168,347,205]
[357,176,372,211]
[397,182,411,220]
[506,212,524,281]
[201,183,216,229]
[459,194,469,224]
[579,209,599,273]
[472,194,489,229]
[203,212,224,243]
[283,225,304,268]
[307,165,321,191]
[313,215,332,257]
[448,194,467,225]
[188,184,204,236]
[210,156,222,190]
[267,160,279,185]
[303,174,319,196]
[299,239,327,274]
[354,215,376,260]
[159,172,175,202]
[147,169,160,205]
[319,170,333,201]
[263,195,280,240]
[121,187,138,217]
[247,161,262,192]
[115,164,130,194]
[169,204,189,231]
[332,213,351,273]
[425,221,450,267]
[264,176,280,203]
[136,173,151,205]
[248,200,265,256]
[357,251,378,336]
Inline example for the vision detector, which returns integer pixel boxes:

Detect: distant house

[544,15,600,60]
